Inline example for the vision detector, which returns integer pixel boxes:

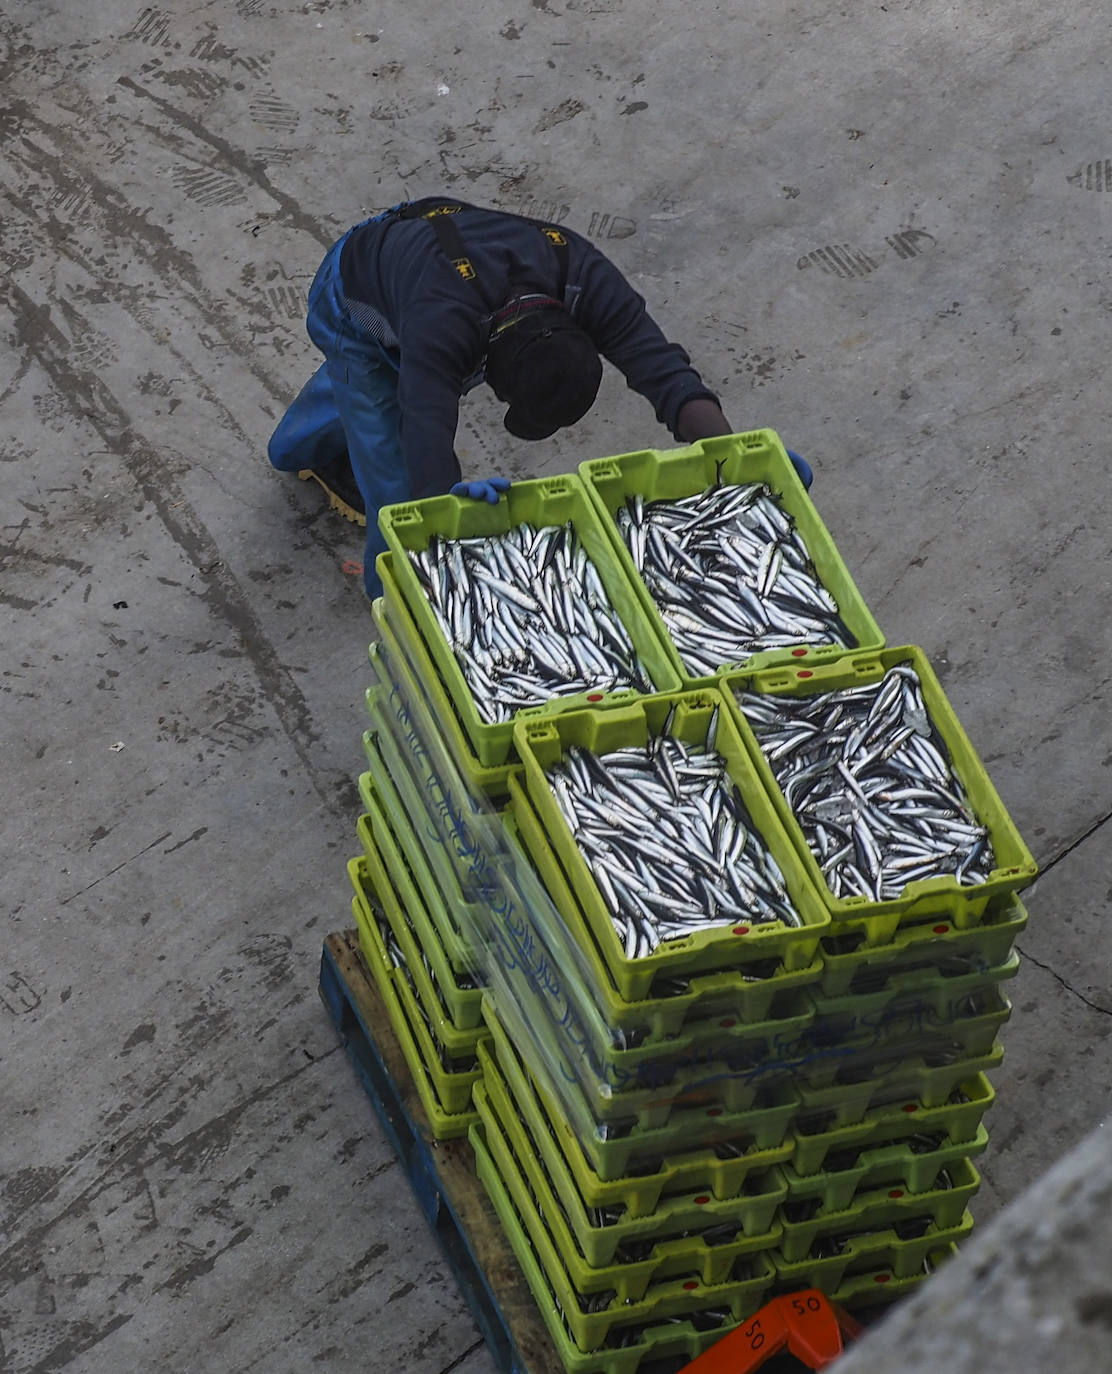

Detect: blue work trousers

[268,218,406,600]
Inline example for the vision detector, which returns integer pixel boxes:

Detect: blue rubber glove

[785,449,814,490]
[450,477,511,504]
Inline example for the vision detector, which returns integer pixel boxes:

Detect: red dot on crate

[587,693,604,702]
[695,1195,711,1205]
[706,1108,724,1117]
[791,648,808,657]
[874,1274,891,1284]
[683,1281,699,1290]
[732,926,750,936]
[889,1189,904,1198]
[933,924,950,934]
[901,1104,918,1113]
[720,1018,736,1028]
[797,670,814,679]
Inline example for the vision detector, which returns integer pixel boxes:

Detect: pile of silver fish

[615,483,853,675]
[736,665,997,899]
[544,718,802,960]
[409,523,654,723]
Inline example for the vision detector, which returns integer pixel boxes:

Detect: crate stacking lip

[792,957,1015,1086]
[378,473,682,768]
[512,689,831,999]
[577,429,885,686]
[345,850,481,1138]
[722,645,1039,937]
[370,586,519,797]
[475,1078,784,1302]
[821,1246,959,1310]
[792,1042,1006,1130]
[468,1123,775,1374]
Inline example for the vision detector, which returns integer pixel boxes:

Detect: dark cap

[485,308,603,441]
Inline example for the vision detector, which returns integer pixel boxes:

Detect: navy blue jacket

[338,202,719,497]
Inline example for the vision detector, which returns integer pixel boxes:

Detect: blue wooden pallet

[319,931,563,1374]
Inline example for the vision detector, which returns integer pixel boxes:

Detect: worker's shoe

[298,453,366,527]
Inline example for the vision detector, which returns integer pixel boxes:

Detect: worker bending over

[268,196,811,600]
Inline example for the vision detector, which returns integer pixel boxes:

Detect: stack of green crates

[342,431,1037,1371]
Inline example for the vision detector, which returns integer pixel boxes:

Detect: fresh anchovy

[376,915,407,970]
[615,483,853,674]
[544,721,802,959]
[409,523,654,723]
[737,665,997,897]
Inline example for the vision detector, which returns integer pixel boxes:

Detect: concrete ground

[2,1,1109,1370]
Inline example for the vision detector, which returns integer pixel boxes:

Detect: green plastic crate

[378,475,682,766]
[470,1117,778,1352]
[355,772,485,1025]
[791,1077,995,1177]
[723,646,1039,937]
[817,895,1028,997]
[359,708,489,973]
[776,1157,979,1261]
[783,1140,984,1215]
[514,984,814,1128]
[358,762,479,978]
[478,1039,786,1258]
[476,1079,782,1302]
[371,565,518,796]
[795,984,1013,1086]
[793,1043,1005,1130]
[512,691,831,998]
[578,431,885,684]
[484,998,800,1184]
[344,879,479,1141]
[769,1209,975,1289]
[348,849,485,1095]
[349,847,484,1052]
[507,784,826,1036]
[822,1245,959,1310]
[811,950,1019,1024]
[468,1123,773,1373]
[354,774,481,1022]
[489,983,804,1158]
[470,817,820,1125]
[477,1036,794,1222]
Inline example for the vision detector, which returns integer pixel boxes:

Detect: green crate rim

[722,645,1039,926]
[378,474,684,767]
[511,689,831,999]
[577,431,885,684]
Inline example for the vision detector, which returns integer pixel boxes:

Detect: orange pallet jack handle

[677,1289,864,1373]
